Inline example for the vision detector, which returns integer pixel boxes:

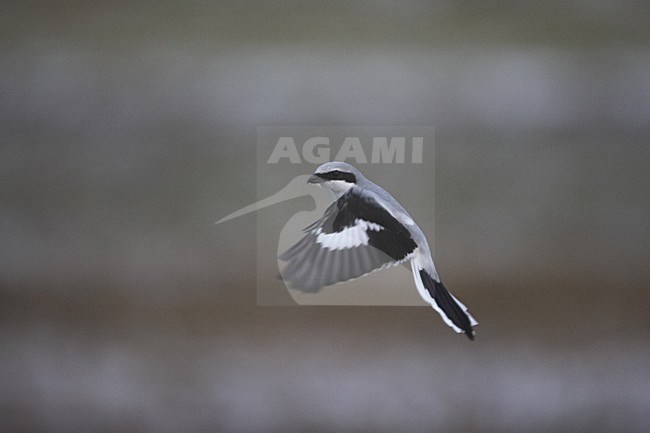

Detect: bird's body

[280,162,477,339]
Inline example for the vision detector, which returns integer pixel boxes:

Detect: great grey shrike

[279,162,478,339]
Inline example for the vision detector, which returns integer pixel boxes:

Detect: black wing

[279,188,417,292]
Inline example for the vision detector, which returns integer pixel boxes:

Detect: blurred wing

[279,188,418,292]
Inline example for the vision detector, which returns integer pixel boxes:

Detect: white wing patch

[315,219,384,251]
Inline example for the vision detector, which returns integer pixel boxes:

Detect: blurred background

[1,1,649,432]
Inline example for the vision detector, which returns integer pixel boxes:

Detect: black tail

[419,270,475,340]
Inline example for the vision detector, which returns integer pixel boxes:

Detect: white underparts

[321,180,354,198]
[315,219,384,251]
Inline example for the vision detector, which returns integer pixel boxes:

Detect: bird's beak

[307,174,325,184]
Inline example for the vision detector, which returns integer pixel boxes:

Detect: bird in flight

[279,161,477,339]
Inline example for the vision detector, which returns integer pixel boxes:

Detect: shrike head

[307,161,363,197]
